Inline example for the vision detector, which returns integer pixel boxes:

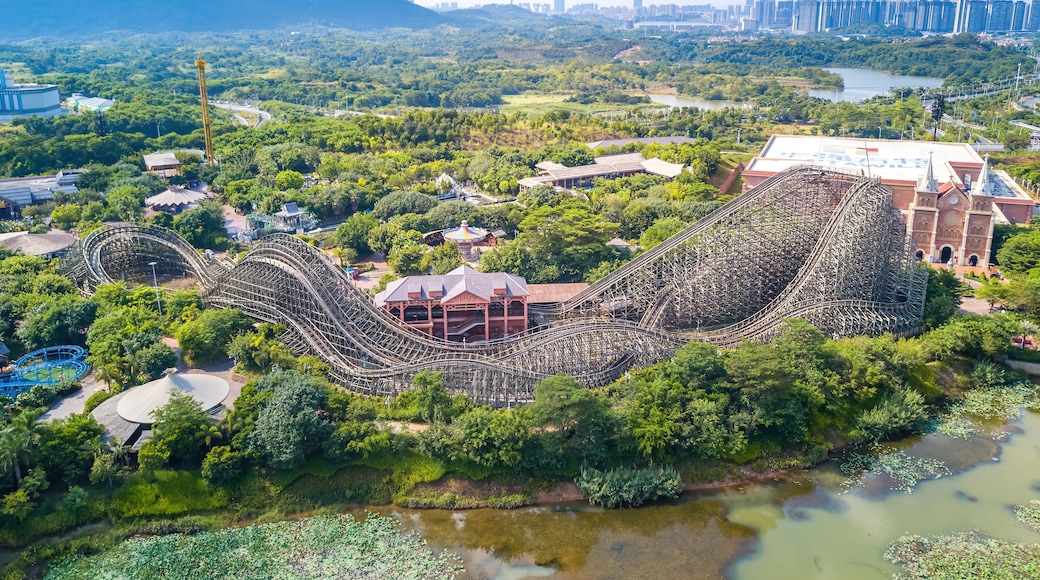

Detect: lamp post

[147,261,162,315]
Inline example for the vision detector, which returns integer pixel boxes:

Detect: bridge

[61,167,927,406]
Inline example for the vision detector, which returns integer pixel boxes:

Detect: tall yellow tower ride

[195,54,214,164]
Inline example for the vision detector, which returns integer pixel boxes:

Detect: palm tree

[0,429,31,483]
[197,424,223,450]
[96,364,119,391]
[110,443,132,467]
[9,410,44,456]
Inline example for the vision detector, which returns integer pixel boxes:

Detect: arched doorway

[940,246,953,264]
[969,255,978,267]
[915,250,924,260]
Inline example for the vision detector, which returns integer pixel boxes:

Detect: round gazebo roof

[116,371,229,424]
[443,220,487,243]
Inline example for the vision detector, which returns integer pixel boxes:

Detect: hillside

[2,0,441,39]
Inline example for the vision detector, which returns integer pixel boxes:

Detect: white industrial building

[0,170,82,218]
[0,69,62,122]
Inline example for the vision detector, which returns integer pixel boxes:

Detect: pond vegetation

[44,514,461,580]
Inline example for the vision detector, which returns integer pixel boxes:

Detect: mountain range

[3,0,442,39]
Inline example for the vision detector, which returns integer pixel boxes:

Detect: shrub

[200,446,242,484]
[1,489,35,521]
[83,389,117,412]
[575,465,683,509]
[853,389,927,443]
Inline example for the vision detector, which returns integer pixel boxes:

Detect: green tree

[923,268,965,329]
[37,413,104,485]
[639,216,686,249]
[414,371,451,424]
[929,93,946,141]
[89,452,117,489]
[175,308,253,365]
[17,295,98,350]
[455,408,529,469]
[135,342,178,380]
[50,204,82,230]
[424,200,476,230]
[996,228,1040,275]
[330,212,379,257]
[200,445,242,484]
[172,201,227,249]
[367,222,404,256]
[137,440,170,473]
[373,190,439,220]
[517,201,619,282]
[246,370,332,470]
[525,374,615,472]
[1,489,34,521]
[388,240,428,276]
[275,170,304,191]
[420,242,462,275]
[151,394,211,462]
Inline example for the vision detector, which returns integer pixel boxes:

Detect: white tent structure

[115,371,230,425]
[145,187,207,213]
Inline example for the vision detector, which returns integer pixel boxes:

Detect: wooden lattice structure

[62,167,927,406]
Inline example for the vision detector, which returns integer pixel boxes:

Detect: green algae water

[385,410,1040,579]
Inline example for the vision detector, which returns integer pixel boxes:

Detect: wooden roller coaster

[61,167,928,405]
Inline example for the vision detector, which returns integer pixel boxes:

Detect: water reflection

[391,499,756,579]
[372,411,1038,579]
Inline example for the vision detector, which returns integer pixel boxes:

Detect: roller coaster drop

[62,167,928,405]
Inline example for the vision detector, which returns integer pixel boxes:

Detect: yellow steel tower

[195,54,214,164]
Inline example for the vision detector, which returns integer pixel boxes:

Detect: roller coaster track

[61,167,927,405]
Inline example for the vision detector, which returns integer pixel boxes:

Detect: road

[213,102,272,128]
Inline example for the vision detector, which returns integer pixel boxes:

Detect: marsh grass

[885,530,1040,579]
[837,447,950,494]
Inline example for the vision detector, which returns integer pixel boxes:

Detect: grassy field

[499,93,646,117]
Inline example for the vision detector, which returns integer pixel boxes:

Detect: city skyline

[414,1,739,9]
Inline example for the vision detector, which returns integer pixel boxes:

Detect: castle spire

[974,154,991,196]
[918,151,938,192]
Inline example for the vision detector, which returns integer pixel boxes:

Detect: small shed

[143,152,182,178]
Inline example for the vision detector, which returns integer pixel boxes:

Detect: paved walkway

[223,205,247,239]
[354,252,391,291]
[40,370,105,421]
[959,297,993,316]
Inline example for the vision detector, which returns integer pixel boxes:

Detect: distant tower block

[194,55,215,164]
[634,0,642,8]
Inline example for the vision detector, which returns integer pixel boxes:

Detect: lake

[808,68,945,103]
[383,409,1040,579]
[652,68,945,109]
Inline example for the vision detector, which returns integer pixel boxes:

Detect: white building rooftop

[747,136,983,184]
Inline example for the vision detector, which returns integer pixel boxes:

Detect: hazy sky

[414,1,733,8]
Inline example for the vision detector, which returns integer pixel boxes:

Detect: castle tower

[960,154,995,267]
[907,153,940,261]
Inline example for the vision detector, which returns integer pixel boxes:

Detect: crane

[195,54,214,164]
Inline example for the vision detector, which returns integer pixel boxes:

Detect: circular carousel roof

[116,372,230,424]
[443,220,487,243]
